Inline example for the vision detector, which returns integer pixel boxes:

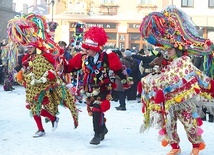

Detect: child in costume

[16,39,78,137]
[7,14,79,137]
[139,6,214,155]
[57,27,133,145]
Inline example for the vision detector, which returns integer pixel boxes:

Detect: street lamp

[44,0,60,39]
[45,0,60,21]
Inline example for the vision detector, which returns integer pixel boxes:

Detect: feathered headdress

[82,27,108,52]
[139,5,214,56]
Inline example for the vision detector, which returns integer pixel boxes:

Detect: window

[130,33,141,41]
[101,0,118,4]
[107,33,117,40]
[209,0,214,7]
[181,0,194,7]
[138,0,156,5]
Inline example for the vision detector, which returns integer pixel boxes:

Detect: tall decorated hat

[82,27,108,52]
[139,5,214,77]
[139,5,214,56]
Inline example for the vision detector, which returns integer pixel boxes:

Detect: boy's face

[27,46,36,54]
[86,49,96,57]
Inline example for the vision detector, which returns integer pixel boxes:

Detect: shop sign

[85,23,117,29]
[129,23,141,29]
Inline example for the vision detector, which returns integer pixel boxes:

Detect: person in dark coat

[121,49,140,101]
[132,49,157,78]
[0,49,4,84]
[58,41,72,60]
[192,56,214,122]
[113,49,126,110]
[15,46,25,72]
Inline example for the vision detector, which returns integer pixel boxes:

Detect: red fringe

[107,52,122,71]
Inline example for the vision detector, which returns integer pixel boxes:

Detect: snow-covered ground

[0,85,214,155]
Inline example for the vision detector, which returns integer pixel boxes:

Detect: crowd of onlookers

[0,38,213,122]
[0,39,26,90]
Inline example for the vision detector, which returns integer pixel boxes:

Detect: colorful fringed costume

[7,14,78,134]
[61,27,132,145]
[139,5,214,154]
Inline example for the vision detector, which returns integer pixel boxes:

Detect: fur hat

[124,50,132,57]
[82,27,108,52]
[58,41,67,47]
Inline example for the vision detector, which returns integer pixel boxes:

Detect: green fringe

[36,90,45,115]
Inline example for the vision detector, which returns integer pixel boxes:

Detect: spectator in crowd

[121,49,140,101]
[58,41,72,61]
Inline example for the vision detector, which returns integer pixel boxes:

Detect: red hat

[82,27,108,52]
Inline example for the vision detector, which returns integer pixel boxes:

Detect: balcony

[136,4,157,12]
[99,3,119,15]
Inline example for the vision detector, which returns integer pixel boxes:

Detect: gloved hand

[122,77,133,89]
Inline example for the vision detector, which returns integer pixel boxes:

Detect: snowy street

[0,85,214,155]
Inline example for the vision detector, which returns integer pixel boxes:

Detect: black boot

[90,135,100,145]
[100,125,108,141]
[115,106,126,111]
[201,116,206,121]
[208,114,214,122]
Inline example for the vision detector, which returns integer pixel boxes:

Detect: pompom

[197,127,204,135]
[192,112,199,118]
[174,96,182,103]
[161,139,168,147]
[154,90,164,104]
[198,142,206,150]
[158,129,166,135]
[16,70,23,83]
[197,118,203,126]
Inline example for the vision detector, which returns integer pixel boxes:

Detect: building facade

[0,0,19,41]
[47,0,214,50]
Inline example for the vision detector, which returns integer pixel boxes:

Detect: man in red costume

[57,27,132,145]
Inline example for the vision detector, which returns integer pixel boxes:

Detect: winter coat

[114,75,124,92]
[121,56,140,83]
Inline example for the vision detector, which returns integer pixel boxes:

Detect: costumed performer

[56,26,133,145]
[7,15,78,138]
[138,5,214,155]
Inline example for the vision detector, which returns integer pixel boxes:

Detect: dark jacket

[121,56,140,82]
[131,54,156,77]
